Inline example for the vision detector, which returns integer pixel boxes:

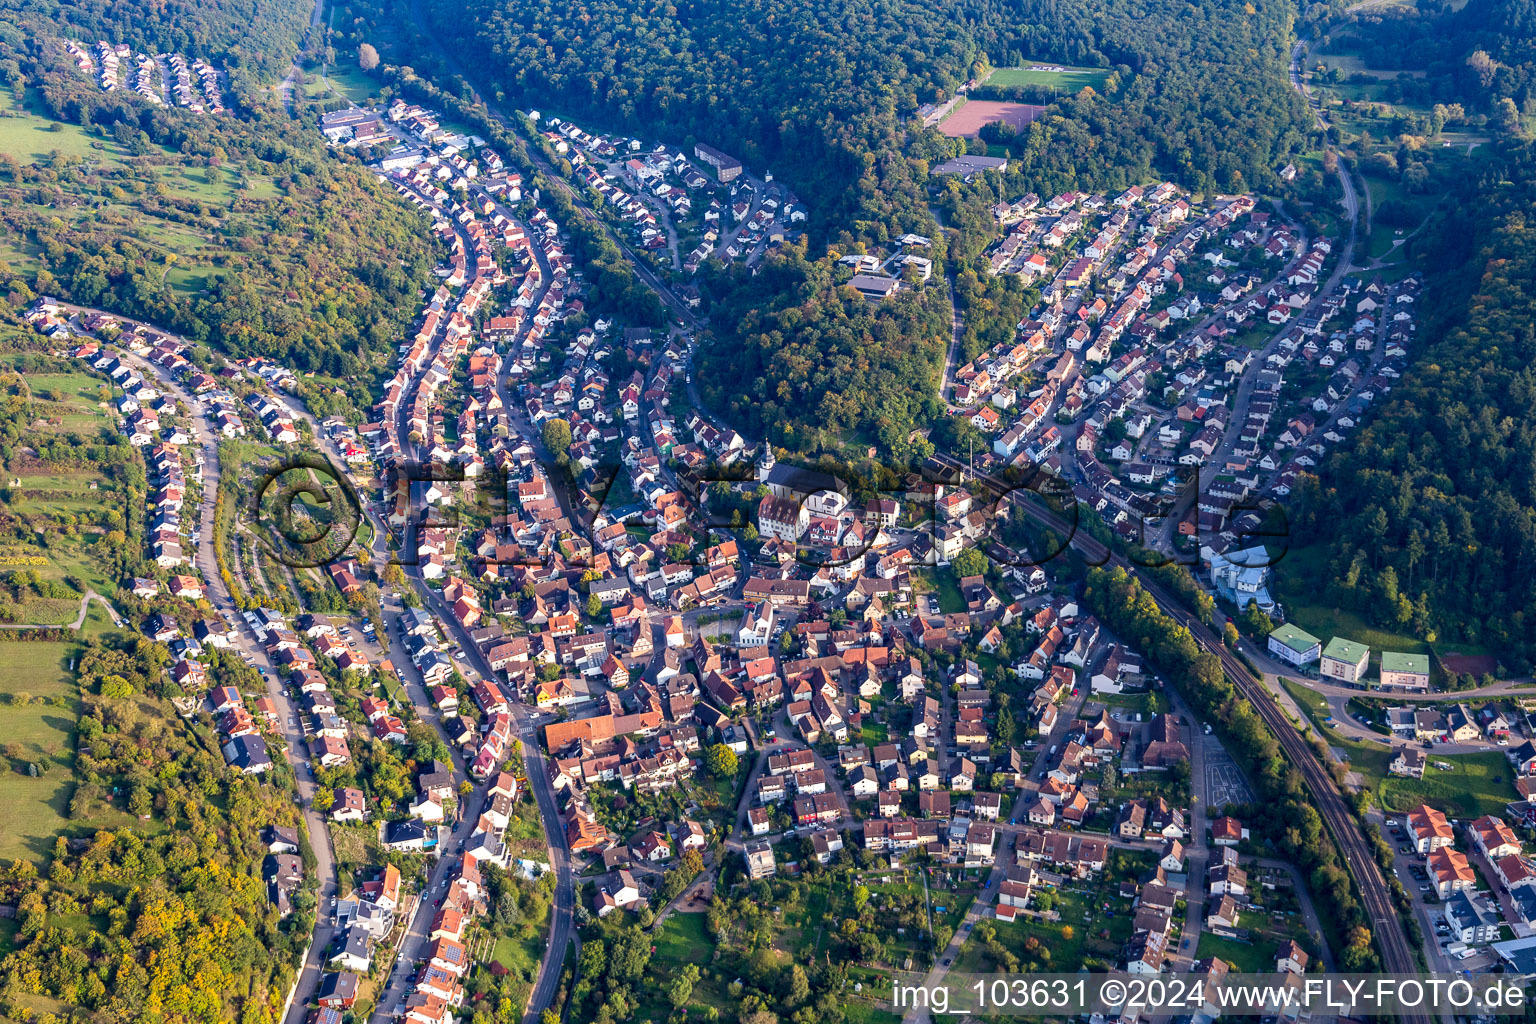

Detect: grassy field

[0,91,135,165]
[956,884,1130,973]
[1279,678,1516,814]
[1,358,129,599]
[1195,931,1275,973]
[933,569,966,614]
[0,86,281,296]
[986,64,1111,94]
[0,642,79,865]
[1313,48,1426,82]
[321,65,381,104]
[331,821,385,878]
[1086,691,1157,714]
[1280,676,1392,781]
[635,913,738,1021]
[653,910,714,962]
[1379,751,1517,818]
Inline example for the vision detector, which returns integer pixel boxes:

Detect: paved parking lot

[1204,744,1254,807]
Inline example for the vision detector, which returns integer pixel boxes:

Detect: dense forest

[969,0,1311,197]
[1317,0,1536,124]
[0,43,441,417]
[695,242,950,455]
[421,0,972,241]
[0,0,312,86]
[1288,139,1536,670]
[422,0,1311,241]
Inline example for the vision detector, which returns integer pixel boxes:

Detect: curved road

[0,589,123,630]
[404,0,699,335]
[61,305,344,1024]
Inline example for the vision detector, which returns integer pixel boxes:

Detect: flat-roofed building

[694,143,742,182]
[1379,651,1430,690]
[1267,623,1321,667]
[933,155,1009,175]
[1319,636,1370,684]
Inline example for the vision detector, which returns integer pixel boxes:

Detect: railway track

[928,454,1425,999]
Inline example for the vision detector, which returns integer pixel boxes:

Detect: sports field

[939,100,1045,137]
[986,64,1111,93]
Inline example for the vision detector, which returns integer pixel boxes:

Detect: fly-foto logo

[249,450,1290,572]
[251,452,366,569]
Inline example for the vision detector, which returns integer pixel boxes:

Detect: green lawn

[0,90,135,165]
[1085,691,1156,713]
[321,65,382,104]
[861,721,889,746]
[779,878,834,957]
[1195,931,1274,973]
[0,641,80,865]
[933,569,966,614]
[652,910,713,962]
[637,913,737,1020]
[1379,752,1518,818]
[164,265,212,295]
[844,965,903,1024]
[491,930,540,977]
[986,64,1111,94]
[1279,677,1515,814]
[957,885,1127,973]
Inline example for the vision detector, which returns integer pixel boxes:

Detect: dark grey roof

[765,462,844,498]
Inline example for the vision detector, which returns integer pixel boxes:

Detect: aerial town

[5,1,1536,1022]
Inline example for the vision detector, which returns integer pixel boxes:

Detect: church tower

[756,444,776,484]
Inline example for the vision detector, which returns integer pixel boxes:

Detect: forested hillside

[425,0,1309,239]
[0,40,440,418]
[0,638,308,1024]
[417,0,1312,452]
[1318,0,1535,126]
[970,0,1310,196]
[696,242,950,454]
[423,0,975,238]
[0,0,312,86]
[1289,139,1536,670]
